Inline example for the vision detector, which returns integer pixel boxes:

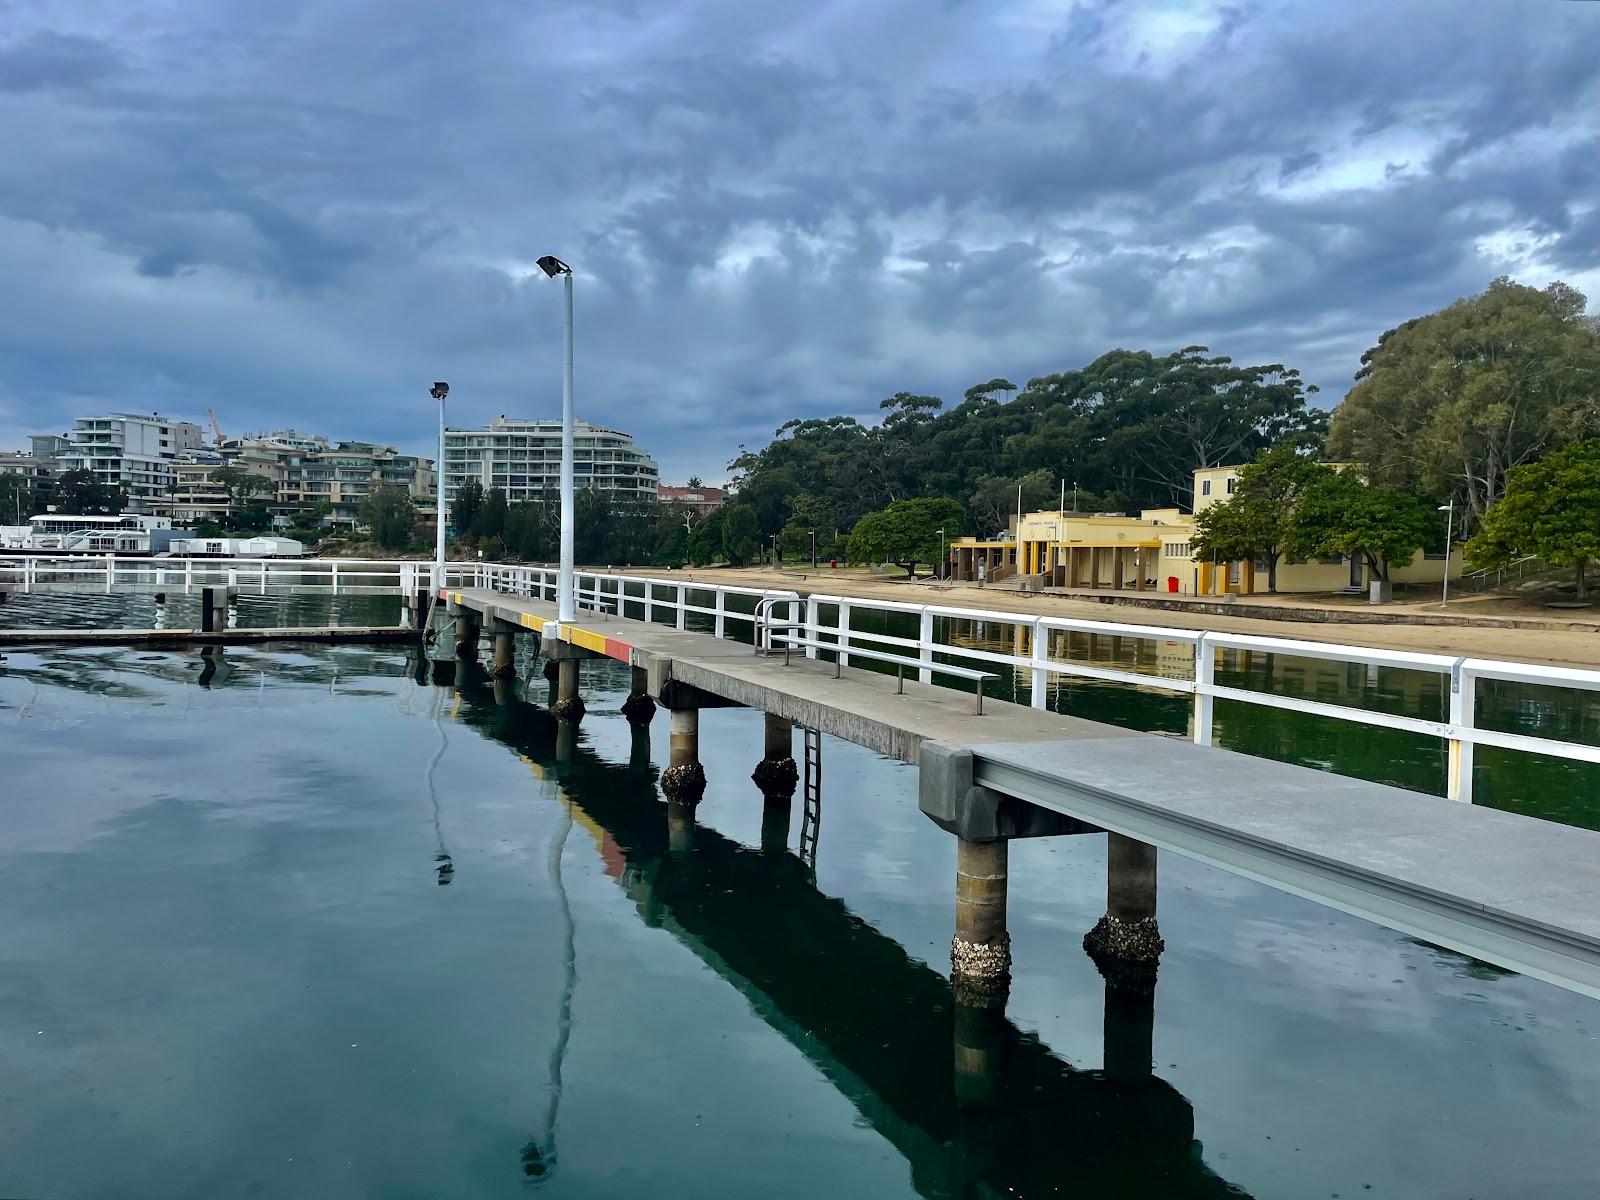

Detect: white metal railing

[0,555,485,597]
[8,555,1600,810]
[465,563,1600,810]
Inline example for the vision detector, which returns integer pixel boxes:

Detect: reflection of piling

[953,995,1006,1109]
[1102,970,1156,1081]
[760,792,792,854]
[952,838,1010,1006]
[628,721,652,771]
[1084,834,1164,991]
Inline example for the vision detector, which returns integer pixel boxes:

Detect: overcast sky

[0,0,1594,483]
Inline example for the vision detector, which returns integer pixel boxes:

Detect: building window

[1226,478,1236,494]
[1201,480,1211,496]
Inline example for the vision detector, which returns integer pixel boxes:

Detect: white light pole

[935,527,946,580]
[1439,499,1455,607]
[431,381,449,593]
[537,255,576,624]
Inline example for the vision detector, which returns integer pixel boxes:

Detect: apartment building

[443,417,658,506]
[59,413,205,514]
[278,441,436,526]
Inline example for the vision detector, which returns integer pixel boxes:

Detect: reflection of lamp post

[808,528,817,570]
[935,527,946,580]
[1439,500,1455,606]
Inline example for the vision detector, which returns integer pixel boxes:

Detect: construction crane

[207,408,225,446]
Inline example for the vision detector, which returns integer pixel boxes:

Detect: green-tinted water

[1,625,1598,1198]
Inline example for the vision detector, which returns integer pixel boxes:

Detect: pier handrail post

[331,561,340,595]
[1447,658,1476,803]
[714,588,726,639]
[675,582,687,630]
[185,559,192,593]
[918,607,935,684]
[1192,632,1216,745]
[105,552,114,594]
[1029,618,1049,710]
[837,600,851,668]
[805,596,819,659]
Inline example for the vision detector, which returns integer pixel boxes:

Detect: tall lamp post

[935,527,946,580]
[537,255,577,624]
[431,381,449,593]
[1439,500,1455,607]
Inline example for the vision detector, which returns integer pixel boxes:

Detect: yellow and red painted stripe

[438,588,633,662]
[560,622,632,662]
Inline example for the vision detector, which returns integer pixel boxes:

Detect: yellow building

[948,465,1460,597]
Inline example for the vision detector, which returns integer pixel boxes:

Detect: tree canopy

[726,344,1325,546]
[1286,471,1435,583]
[1468,438,1600,600]
[1329,277,1600,523]
[53,469,125,515]
[360,484,417,550]
[845,497,965,576]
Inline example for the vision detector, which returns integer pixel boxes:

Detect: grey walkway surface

[447,585,1600,1001]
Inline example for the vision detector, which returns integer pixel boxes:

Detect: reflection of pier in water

[445,661,1249,1198]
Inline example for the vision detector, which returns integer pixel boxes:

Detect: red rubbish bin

[1167,576,1179,593]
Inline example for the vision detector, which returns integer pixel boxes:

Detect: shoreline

[665,566,1600,669]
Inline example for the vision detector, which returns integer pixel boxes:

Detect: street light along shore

[536,255,577,625]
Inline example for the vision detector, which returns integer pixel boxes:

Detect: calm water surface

[1,600,1598,1197]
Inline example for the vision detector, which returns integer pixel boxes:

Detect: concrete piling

[491,626,517,680]
[952,838,1010,1006]
[751,712,798,797]
[620,663,656,724]
[661,705,706,803]
[453,612,480,662]
[551,657,586,721]
[1083,833,1164,988]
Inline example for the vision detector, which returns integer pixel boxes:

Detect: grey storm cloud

[0,0,1594,482]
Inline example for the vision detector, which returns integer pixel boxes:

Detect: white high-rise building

[60,412,205,514]
[443,417,658,505]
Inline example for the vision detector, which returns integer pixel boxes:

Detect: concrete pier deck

[444,586,1600,1000]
